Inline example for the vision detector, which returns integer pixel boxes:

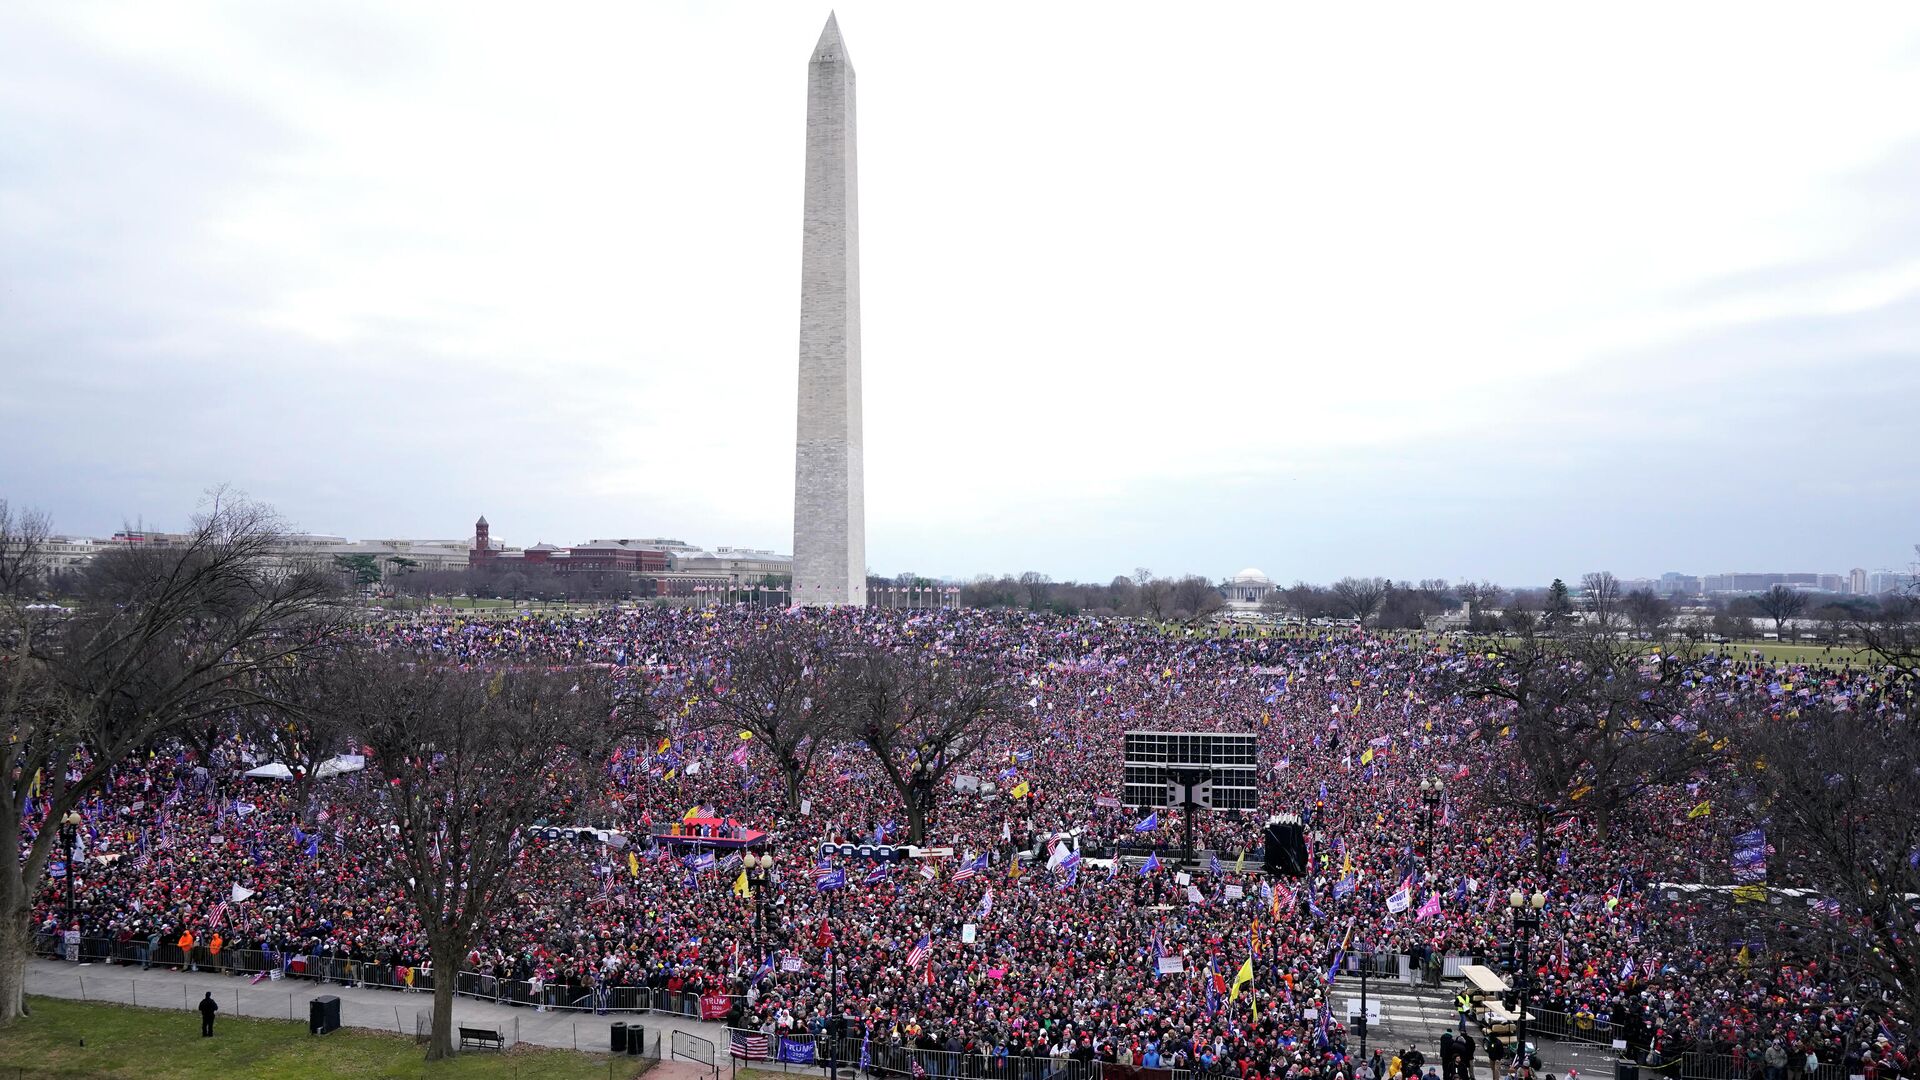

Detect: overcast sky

[3,2,1917,585]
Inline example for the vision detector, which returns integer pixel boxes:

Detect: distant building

[466,516,789,598]
[1703,572,1822,595]
[1849,568,1869,594]
[1867,569,1913,596]
[1816,573,1845,593]
[468,517,669,574]
[1221,568,1275,609]
[1658,572,1701,596]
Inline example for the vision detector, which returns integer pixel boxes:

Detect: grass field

[0,996,652,1080]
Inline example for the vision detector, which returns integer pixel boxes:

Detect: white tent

[315,754,365,779]
[243,754,365,781]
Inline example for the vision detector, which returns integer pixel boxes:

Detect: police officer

[198,991,219,1037]
[1456,990,1475,1034]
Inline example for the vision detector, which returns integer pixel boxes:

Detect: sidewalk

[25,957,732,1058]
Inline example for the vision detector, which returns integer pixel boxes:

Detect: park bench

[459,1026,505,1051]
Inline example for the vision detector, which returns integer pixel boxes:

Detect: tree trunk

[781,760,805,815]
[0,907,31,1024]
[904,786,929,846]
[427,944,459,1060]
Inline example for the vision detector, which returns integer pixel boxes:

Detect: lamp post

[1419,778,1445,854]
[60,811,82,933]
[1508,889,1546,1078]
[1352,946,1374,1060]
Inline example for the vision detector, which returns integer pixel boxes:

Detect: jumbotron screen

[1121,730,1259,811]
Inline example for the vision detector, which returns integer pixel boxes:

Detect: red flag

[815,921,835,950]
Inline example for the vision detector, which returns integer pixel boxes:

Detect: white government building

[1222,568,1276,608]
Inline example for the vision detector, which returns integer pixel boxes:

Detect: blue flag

[816,867,847,891]
[778,1038,817,1064]
[1134,813,1159,833]
[1139,853,1161,877]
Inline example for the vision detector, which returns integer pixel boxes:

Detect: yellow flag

[1360,748,1375,766]
[1732,885,1767,904]
[663,769,675,782]
[1569,785,1592,802]
[738,731,753,740]
[1735,944,1752,967]
[733,869,751,898]
[628,851,640,878]
[657,737,672,754]
[1234,851,1245,874]
[1687,801,1712,820]
[1341,851,1352,877]
[683,805,701,822]
[1230,954,1255,1001]
[1010,780,1031,800]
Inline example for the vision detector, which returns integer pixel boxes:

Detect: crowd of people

[22,606,1915,1080]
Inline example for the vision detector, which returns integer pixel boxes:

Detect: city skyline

[3,4,1918,583]
[26,510,1916,594]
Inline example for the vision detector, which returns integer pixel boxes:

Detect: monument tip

[813,13,849,64]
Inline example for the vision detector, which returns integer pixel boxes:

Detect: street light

[60,811,83,948]
[1508,890,1547,1078]
[1418,778,1445,852]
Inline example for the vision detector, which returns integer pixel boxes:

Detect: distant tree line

[950,564,1917,643]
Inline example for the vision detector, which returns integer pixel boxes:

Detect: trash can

[309,995,341,1035]
[612,1022,628,1054]
[629,1024,645,1056]
[1615,1062,1639,1080]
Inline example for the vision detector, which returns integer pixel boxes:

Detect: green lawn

[0,996,651,1080]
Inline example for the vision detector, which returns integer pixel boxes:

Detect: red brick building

[468,516,669,574]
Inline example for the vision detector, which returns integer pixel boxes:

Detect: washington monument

[791,13,866,607]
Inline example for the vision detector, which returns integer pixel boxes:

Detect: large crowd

[22,607,1916,1080]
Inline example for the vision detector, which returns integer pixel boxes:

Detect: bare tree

[1138,577,1174,622]
[1701,702,1920,1025]
[1620,588,1673,639]
[1751,584,1809,641]
[0,493,341,1023]
[700,621,848,814]
[1458,581,1507,633]
[337,654,627,1060]
[246,655,368,821]
[1280,583,1332,626]
[1169,575,1225,625]
[1329,577,1388,627]
[1449,626,1721,860]
[1855,593,1918,683]
[1581,571,1623,633]
[839,646,1017,844]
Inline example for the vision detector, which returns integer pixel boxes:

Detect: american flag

[809,860,837,885]
[1641,956,1659,978]
[1551,818,1576,836]
[864,864,890,886]
[912,1059,928,1079]
[905,935,930,967]
[1813,898,1841,917]
[729,1032,771,1060]
[206,902,228,928]
[952,853,988,882]
[719,851,743,872]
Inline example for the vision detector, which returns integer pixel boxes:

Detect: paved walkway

[28,959,1619,1080]
[25,957,732,1060]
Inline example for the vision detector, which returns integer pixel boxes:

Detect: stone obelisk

[791,13,866,607]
